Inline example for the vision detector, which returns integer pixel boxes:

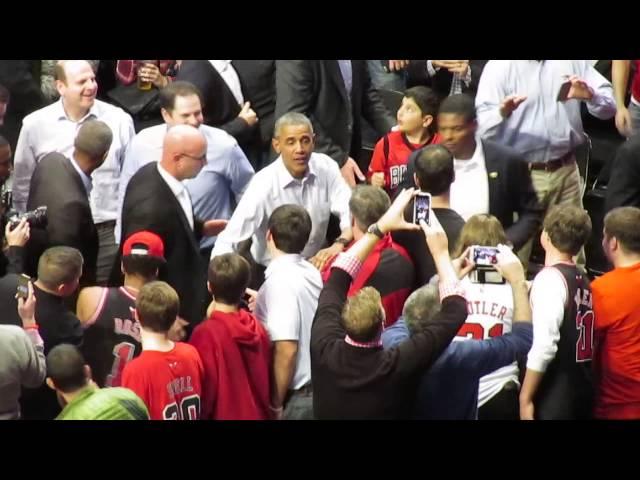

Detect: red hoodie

[189,309,272,420]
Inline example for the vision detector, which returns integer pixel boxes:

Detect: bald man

[13,60,134,284]
[25,120,113,287]
[114,125,227,328]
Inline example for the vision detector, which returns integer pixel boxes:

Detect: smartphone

[469,246,504,284]
[557,80,571,102]
[16,274,30,300]
[413,192,431,225]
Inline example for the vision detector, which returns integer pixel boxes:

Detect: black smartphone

[16,274,30,300]
[413,192,431,225]
[557,80,571,102]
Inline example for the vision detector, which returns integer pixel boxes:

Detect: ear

[133,308,140,323]
[84,365,92,382]
[46,378,56,391]
[55,79,66,98]
[120,261,125,276]
[160,108,172,124]
[422,115,434,129]
[207,281,213,294]
[413,172,420,189]
[272,137,281,154]
[266,229,273,244]
[540,230,548,248]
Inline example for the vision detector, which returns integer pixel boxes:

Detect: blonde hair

[341,287,384,342]
[454,214,507,258]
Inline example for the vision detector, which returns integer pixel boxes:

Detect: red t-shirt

[632,60,640,103]
[368,130,442,196]
[592,262,640,419]
[121,342,204,420]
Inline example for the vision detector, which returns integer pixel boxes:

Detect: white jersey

[456,276,519,406]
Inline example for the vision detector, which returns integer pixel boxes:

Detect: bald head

[160,124,207,181]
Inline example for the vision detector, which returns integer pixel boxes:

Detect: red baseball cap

[123,231,165,262]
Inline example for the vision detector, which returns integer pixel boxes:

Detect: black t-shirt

[392,206,465,289]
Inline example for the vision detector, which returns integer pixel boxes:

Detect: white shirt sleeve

[256,281,301,342]
[426,60,439,77]
[526,267,568,373]
[475,60,510,141]
[210,177,265,259]
[327,161,352,231]
[12,122,37,213]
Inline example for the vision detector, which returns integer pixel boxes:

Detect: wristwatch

[334,237,350,248]
[367,223,384,239]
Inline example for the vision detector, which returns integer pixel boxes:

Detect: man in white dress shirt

[210,112,352,285]
[12,60,135,284]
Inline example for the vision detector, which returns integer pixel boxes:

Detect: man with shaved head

[25,120,113,287]
[116,125,227,329]
[13,60,135,284]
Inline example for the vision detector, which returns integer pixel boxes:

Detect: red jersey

[121,342,204,420]
[367,130,442,196]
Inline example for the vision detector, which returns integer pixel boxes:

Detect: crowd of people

[0,59,639,421]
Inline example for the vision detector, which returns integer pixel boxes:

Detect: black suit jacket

[176,60,257,148]
[406,60,488,100]
[114,163,208,325]
[275,60,395,167]
[401,140,543,251]
[605,136,640,213]
[25,153,98,286]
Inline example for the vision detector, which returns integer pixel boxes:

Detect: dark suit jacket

[176,60,257,149]
[275,60,396,167]
[406,60,488,100]
[605,136,640,213]
[114,162,208,325]
[25,153,98,286]
[401,140,543,251]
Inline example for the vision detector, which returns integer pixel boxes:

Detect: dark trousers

[477,381,520,420]
[96,221,118,286]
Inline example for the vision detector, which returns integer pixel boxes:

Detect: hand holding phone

[557,80,572,102]
[16,274,30,300]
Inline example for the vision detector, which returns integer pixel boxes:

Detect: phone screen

[557,80,571,102]
[413,194,431,225]
[473,246,499,267]
[16,274,30,300]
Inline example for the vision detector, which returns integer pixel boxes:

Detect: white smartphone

[469,246,504,284]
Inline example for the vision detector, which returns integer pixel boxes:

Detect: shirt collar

[454,137,485,173]
[265,253,304,278]
[157,162,185,197]
[276,155,317,188]
[69,155,93,195]
[54,98,99,123]
[208,60,232,73]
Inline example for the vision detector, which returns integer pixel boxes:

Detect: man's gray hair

[402,284,442,334]
[74,120,113,161]
[274,112,314,138]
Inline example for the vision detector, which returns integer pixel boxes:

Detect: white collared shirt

[450,139,490,221]
[211,152,352,266]
[13,98,135,223]
[156,163,194,230]
[69,155,93,196]
[255,253,322,390]
[208,60,244,106]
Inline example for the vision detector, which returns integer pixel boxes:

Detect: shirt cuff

[439,280,465,301]
[526,352,551,373]
[426,60,438,77]
[332,252,363,279]
[462,66,472,85]
[24,329,44,348]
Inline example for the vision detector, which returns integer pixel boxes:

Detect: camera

[8,206,48,231]
[469,246,504,284]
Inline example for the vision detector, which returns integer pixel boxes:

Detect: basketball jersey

[535,264,594,420]
[81,287,142,388]
[121,342,204,420]
[456,277,518,406]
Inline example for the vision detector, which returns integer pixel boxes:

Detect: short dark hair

[37,247,83,289]
[0,83,9,103]
[267,204,312,254]
[544,205,592,256]
[604,207,640,255]
[74,120,113,161]
[208,253,251,306]
[404,86,439,133]
[439,93,477,123]
[46,344,88,393]
[349,185,390,231]
[122,255,163,281]
[159,81,203,112]
[414,145,454,196]
[136,281,180,333]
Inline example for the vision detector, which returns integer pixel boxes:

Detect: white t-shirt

[450,139,490,221]
[456,276,518,406]
[254,254,322,390]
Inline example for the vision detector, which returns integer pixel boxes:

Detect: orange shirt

[592,262,640,419]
